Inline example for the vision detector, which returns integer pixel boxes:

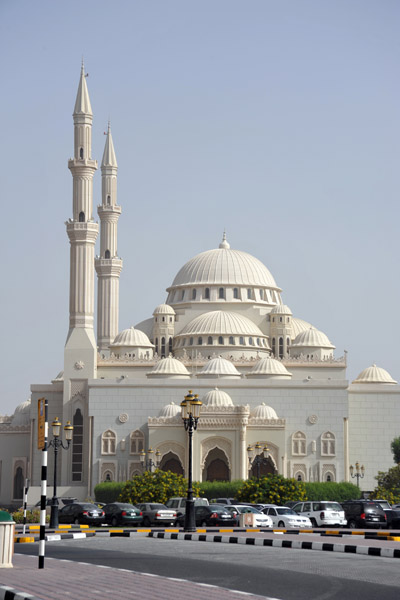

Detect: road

[15,533,400,599]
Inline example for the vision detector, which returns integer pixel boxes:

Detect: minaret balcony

[68,158,98,173]
[97,205,122,218]
[95,257,123,276]
[66,221,99,243]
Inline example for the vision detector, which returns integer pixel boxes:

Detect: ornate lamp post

[49,417,73,528]
[350,462,365,487]
[247,442,270,479]
[181,390,202,532]
[140,448,161,472]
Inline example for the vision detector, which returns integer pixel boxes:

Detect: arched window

[102,430,116,455]
[161,337,166,357]
[198,337,203,345]
[107,195,111,205]
[279,337,284,358]
[229,336,234,345]
[280,317,283,322]
[189,337,194,346]
[105,250,110,259]
[72,408,83,482]
[233,288,239,299]
[286,337,290,351]
[219,288,225,299]
[321,432,336,456]
[162,316,165,322]
[205,288,210,299]
[181,290,185,300]
[79,211,85,222]
[247,289,252,299]
[168,337,173,354]
[208,336,213,345]
[155,337,159,354]
[218,336,224,345]
[239,336,245,345]
[80,147,84,159]
[272,338,276,355]
[256,337,261,346]
[192,289,196,300]
[13,465,24,500]
[260,290,263,299]
[292,431,307,456]
[249,337,254,346]
[297,473,303,481]
[130,430,144,454]
[182,338,186,346]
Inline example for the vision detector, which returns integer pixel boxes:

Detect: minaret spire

[95,122,123,352]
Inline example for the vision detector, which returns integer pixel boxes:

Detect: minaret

[64,62,99,379]
[95,123,123,352]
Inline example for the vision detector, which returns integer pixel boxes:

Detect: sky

[0,0,399,414]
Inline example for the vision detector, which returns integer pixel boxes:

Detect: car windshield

[150,504,166,509]
[239,506,261,514]
[80,504,99,509]
[376,501,391,510]
[116,504,136,510]
[277,508,297,515]
[322,503,342,510]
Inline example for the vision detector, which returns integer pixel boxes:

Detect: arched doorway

[203,448,230,481]
[159,452,183,475]
[13,466,24,500]
[249,455,276,478]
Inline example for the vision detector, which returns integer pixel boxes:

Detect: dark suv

[341,500,387,529]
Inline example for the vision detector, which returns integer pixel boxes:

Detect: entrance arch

[159,451,183,475]
[202,448,230,481]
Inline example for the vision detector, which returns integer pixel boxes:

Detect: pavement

[1,527,399,600]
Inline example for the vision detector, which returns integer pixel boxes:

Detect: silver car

[136,503,177,526]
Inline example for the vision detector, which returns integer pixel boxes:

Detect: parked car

[260,505,312,528]
[374,500,397,528]
[136,503,177,526]
[341,500,387,529]
[175,504,238,527]
[292,501,347,527]
[227,505,273,528]
[103,502,143,527]
[165,497,209,516]
[58,502,105,525]
[210,498,237,505]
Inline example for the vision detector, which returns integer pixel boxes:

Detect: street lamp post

[140,448,161,472]
[49,417,73,529]
[247,443,270,479]
[349,462,365,487]
[181,390,202,532]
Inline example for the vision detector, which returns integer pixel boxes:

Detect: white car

[228,505,273,528]
[259,504,312,528]
[292,501,347,527]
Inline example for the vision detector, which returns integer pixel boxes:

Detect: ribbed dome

[291,327,335,349]
[247,357,292,378]
[178,311,265,337]
[270,304,292,315]
[252,403,279,419]
[12,399,31,426]
[147,357,190,378]
[111,327,153,348]
[202,387,234,407]
[158,401,181,417]
[169,235,278,289]
[291,317,313,338]
[153,303,176,316]
[197,357,241,378]
[353,364,397,385]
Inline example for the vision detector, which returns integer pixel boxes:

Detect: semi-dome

[197,357,241,378]
[158,401,181,417]
[247,356,292,379]
[147,357,190,378]
[178,310,266,338]
[202,387,234,407]
[168,234,279,290]
[291,317,313,338]
[111,327,153,348]
[270,304,292,315]
[12,399,31,426]
[353,364,397,385]
[291,327,335,349]
[153,303,176,316]
[251,403,279,419]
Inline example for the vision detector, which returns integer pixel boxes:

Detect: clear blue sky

[1,0,399,414]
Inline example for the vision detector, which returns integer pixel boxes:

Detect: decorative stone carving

[118,413,128,423]
[308,414,318,424]
[74,361,85,370]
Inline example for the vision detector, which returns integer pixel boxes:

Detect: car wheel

[74,518,80,525]
[348,520,356,529]
[310,518,317,528]
[278,521,285,528]
[111,517,118,527]
[143,517,151,527]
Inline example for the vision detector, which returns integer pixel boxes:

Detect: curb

[0,584,41,600]
[148,531,400,559]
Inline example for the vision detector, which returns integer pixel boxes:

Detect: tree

[236,474,307,505]
[369,464,400,505]
[118,470,200,505]
[391,436,400,464]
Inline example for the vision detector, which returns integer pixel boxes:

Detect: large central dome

[168,234,279,290]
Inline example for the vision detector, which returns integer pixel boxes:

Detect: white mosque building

[1,66,399,507]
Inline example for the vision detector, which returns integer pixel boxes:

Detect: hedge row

[304,482,361,501]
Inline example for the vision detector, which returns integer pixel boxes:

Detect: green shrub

[304,482,361,502]
[11,508,49,523]
[94,482,125,504]
[236,475,307,505]
[119,470,200,505]
[197,480,244,500]
[369,465,400,504]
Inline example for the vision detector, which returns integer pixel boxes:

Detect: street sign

[37,398,45,449]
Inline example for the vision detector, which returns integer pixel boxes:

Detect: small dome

[147,357,190,378]
[203,387,234,407]
[353,364,397,385]
[153,303,176,316]
[291,317,313,338]
[12,399,31,426]
[158,401,181,417]
[291,327,335,349]
[252,403,279,419]
[270,304,292,316]
[111,327,154,348]
[247,356,292,378]
[197,357,241,378]
[178,311,266,337]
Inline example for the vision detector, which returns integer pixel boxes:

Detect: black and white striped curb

[148,531,400,559]
[0,585,41,600]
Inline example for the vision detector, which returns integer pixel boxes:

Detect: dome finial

[219,231,230,249]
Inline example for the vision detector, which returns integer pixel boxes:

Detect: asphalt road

[16,534,400,600]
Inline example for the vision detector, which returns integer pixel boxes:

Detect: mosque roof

[158,401,181,417]
[12,399,31,426]
[202,388,234,407]
[147,357,190,378]
[251,403,279,419]
[247,356,292,378]
[291,327,335,349]
[352,364,397,385]
[197,357,241,378]
[111,327,154,348]
[153,303,176,316]
[270,304,292,315]
[178,310,265,337]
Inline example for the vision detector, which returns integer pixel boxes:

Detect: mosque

[1,66,398,507]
